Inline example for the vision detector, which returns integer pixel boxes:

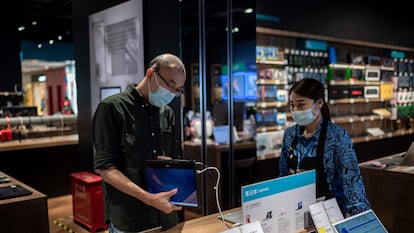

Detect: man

[92,53,186,232]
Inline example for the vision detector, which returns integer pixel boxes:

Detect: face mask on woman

[291,102,319,126]
[148,76,175,107]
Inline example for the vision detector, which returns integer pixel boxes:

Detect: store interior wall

[256,1,414,48]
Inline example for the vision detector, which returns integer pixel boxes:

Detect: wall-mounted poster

[89,0,144,115]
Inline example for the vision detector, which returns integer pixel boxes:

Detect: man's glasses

[156,72,184,97]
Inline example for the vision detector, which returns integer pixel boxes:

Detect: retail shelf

[256,101,288,109]
[328,80,392,86]
[257,79,288,86]
[352,129,414,144]
[328,98,391,104]
[256,59,286,65]
[331,115,391,124]
[256,125,286,133]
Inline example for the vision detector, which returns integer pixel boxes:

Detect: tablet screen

[143,159,199,207]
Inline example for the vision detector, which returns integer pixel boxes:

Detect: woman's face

[289,92,317,112]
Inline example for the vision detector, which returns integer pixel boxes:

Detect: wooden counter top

[165,207,242,233]
[165,207,308,233]
[0,134,79,152]
[0,171,49,233]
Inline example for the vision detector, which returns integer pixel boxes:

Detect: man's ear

[146,68,154,77]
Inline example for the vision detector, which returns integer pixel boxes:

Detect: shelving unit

[255,52,289,159]
[255,26,414,151]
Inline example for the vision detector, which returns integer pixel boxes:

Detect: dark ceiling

[18,0,73,43]
[17,0,255,45]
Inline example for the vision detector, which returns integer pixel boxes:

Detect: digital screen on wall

[221,72,257,101]
[100,86,121,101]
[245,72,257,100]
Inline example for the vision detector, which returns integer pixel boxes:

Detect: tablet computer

[143,159,199,207]
[332,209,388,233]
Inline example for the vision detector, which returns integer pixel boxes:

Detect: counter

[360,153,414,233]
[0,171,49,233]
[0,134,78,152]
[166,207,308,233]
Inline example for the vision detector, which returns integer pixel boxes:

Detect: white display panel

[241,170,316,233]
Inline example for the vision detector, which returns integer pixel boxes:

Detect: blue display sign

[305,39,328,51]
[390,50,405,59]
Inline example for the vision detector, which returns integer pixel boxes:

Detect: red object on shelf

[1,116,12,142]
[0,129,12,142]
[70,171,107,233]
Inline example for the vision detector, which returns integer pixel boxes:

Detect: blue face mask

[148,76,175,107]
[291,103,319,126]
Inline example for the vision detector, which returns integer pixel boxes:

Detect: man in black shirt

[92,53,186,232]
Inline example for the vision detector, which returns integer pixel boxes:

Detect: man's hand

[145,188,182,213]
[157,155,172,160]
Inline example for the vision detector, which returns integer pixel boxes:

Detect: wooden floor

[47,194,201,233]
[48,194,106,233]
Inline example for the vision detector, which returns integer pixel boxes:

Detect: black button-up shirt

[92,84,178,231]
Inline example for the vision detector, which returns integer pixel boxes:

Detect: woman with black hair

[279,78,370,217]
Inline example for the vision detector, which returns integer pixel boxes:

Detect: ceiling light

[244,8,253,14]
[37,43,42,48]
[32,21,37,26]
[18,26,25,32]
[57,35,63,40]
[49,40,54,45]
[232,27,239,33]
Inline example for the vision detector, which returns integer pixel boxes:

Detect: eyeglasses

[156,72,184,97]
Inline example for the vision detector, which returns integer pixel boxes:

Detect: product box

[266,46,279,61]
[258,68,274,80]
[364,69,381,81]
[379,83,394,99]
[256,46,267,61]
[328,85,349,99]
[364,55,381,66]
[364,86,380,98]
[257,85,277,102]
[256,131,284,159]
[350,69,364,81]
[276,112,287,126]
[276,89,288,103]
[262,109,278,127]
[331,68,349,81]
[381,57,395,68]
[348,86,364,98]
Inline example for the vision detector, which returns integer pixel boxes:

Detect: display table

[360,153,414,233]
[165,207,242,233]
[0,171,49,233]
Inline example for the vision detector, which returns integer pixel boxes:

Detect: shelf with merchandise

[256,26,414,145]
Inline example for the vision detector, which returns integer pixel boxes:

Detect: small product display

[0,184,32,200]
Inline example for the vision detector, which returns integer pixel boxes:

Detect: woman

[279,78,370,216]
